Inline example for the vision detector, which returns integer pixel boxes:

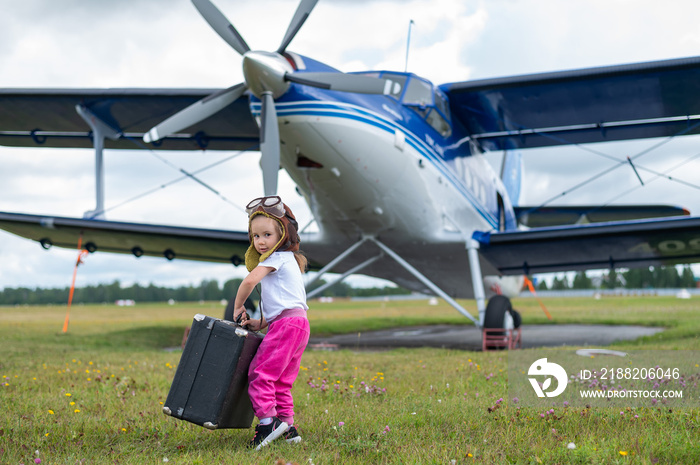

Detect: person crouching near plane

[233,196,309,450]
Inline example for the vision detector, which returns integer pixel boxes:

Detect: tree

[200,280,222,301]
[624,267,647,289]
[572,271,592,289]
[222,279,243,301]
[551,275,569,290]
[680,266,696,288]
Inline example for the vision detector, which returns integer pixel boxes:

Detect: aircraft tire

[510,309,522,329]
[483,295,512,332]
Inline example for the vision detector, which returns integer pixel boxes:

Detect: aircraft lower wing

[474,216,700,275]
[514,204,689,228]
[4,211,700,296]
[443,56,700,151]
[0,212,251,265]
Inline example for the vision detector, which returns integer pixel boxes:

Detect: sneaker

[249,417,289,450]
[283,425,302,444]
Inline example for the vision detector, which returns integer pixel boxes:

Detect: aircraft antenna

[404,19,414,72]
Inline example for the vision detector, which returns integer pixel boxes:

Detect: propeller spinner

[143,0,395,196]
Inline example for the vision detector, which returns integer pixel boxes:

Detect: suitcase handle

[231,312,261,336]
[219,316,255,337]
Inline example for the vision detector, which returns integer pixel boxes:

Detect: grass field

[1,296,699,464]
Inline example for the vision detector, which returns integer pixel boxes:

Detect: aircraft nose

[242,51,293,99]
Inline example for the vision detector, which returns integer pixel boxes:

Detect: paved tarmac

[308,324,664,351]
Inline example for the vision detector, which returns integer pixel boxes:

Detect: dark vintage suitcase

[163,314,263,429]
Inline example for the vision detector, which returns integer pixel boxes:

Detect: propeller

[259,92,280,196]
[285,72,400,95]
[143,0,398,196]
[192,0,250,56]
[278,0,319,53]
[143,83,247,144]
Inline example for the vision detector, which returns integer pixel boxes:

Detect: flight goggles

[245,196,285,218]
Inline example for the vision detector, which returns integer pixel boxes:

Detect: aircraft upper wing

[474,215,700,275]
[441,56,700,151]
[0,212,251,265]
[0,88,259,151]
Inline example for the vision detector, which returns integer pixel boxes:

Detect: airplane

[2,0,700,326]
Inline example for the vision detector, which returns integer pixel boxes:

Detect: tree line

[538,265,697,290]
[0,278,410,306]
[2,265,696,305]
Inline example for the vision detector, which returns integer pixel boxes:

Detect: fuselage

[249,53,517,296]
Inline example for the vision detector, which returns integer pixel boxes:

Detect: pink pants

[248,313,309,424]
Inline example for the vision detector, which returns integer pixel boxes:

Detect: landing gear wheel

[483,295,513,332]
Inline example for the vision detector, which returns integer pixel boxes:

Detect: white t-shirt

[258,251,308,322]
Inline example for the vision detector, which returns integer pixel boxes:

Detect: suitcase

[163,314,263,429]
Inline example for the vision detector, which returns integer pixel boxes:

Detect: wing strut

[305,237,370,290]
[368,237,480,326]
[306,254,384,299]
[305,236,480,325]
[466,239,487,325]
[75,104,121,220]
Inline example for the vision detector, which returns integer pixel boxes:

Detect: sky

[2,0,700,291]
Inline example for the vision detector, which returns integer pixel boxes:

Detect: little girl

[233,196,309,450]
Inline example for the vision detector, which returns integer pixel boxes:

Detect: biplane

[2,0,700,325]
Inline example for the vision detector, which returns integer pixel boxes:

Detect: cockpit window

[434,89,450,122]
[428,88,452,137]
[402,77,452,137]
[379,72,407,100]
[352,72,451,137]
[426,109,451,137]
[402,77,433,106]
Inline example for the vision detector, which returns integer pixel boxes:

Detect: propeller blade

[143,83,247,143]
[192,0,251,56]
[285,72,400,95]
[260,92,280,196]
[277,0,319,53]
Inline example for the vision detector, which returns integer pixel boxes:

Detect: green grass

[1,296,699,464]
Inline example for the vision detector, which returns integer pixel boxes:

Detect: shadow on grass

[62,325,187,351]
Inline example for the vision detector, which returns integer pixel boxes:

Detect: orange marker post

[63,234,88,334]
[524,276,552,320]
